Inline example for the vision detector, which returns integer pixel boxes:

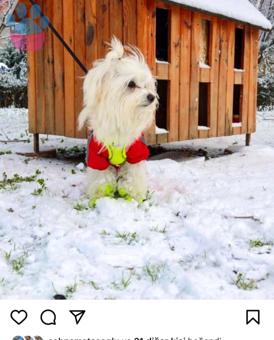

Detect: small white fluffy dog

[78,37,158,203]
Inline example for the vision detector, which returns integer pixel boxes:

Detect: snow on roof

[166,0,272,30]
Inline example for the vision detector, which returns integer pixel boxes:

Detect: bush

[0,40,27,108]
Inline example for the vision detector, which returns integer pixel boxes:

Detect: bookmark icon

[70,310,86,325]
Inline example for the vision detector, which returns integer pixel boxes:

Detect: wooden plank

[234,70,244,85]
[74,0,86,138]
[97,0,110,59]
[168,5,181,142]
[199,67,210,82]
[43,0,55,135]
[232,126,242,135]
[85,0,97,70]
[225,21,235,136]
[179,8,191,140]
[123,0,137,45]
[53,0,65,136]
[35,0,45,134]
[189,12,200,139]
[109,0,123,41]
[241,26,251,134]
[137,0,148,60]
[198,129,209,139]
[28,49,36,134]
[63,0,75,137]
[248,28,259,134]
[217,19,228,136]
[156,133,168,144]
[156,62,169,80]
[209,17,219,137]
[146,0,156,74]
[145,0,156,144]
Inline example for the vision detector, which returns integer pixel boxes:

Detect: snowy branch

[0,0,18,36]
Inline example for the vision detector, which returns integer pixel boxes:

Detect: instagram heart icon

[10,310,28,325]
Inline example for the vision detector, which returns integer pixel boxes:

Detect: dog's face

[79,37,158,146]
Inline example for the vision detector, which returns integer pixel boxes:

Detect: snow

[0,62,9,72]
[167,0,272,30]
[1,108,274,299]
[232,122,242,128]
[156,126,169,134]
[199,62,210,69]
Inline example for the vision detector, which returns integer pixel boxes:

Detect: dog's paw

[88,183,116,208]
[117,187,134,201]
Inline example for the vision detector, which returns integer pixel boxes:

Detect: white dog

[78,37,158,205]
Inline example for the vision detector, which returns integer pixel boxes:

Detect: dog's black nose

[147,94,155,103]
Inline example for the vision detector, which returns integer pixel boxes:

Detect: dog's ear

[78,58,108,130]
[78,106,90,130]
[78,37,124,130]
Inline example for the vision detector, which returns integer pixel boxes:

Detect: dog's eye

[128,80,136,89]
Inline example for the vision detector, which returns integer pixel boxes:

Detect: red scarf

[86,136,150,170]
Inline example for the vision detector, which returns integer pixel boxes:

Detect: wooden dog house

[12,0,271,150]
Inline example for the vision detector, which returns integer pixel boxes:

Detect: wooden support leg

[33,133,40,153]
[245,133,251,146]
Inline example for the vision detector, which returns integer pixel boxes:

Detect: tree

[250,0,274,108]
[0,0,18,35]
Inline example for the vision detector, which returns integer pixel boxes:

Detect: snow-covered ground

[0,107,274,299]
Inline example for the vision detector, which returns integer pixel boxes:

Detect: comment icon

[40,309,56,326]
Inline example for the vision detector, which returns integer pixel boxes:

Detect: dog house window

[156,80,169,130]
[156,8,170,62]
[198,82,210,127]
[234,28,245,69]
[233,84,243,123]
[200,19,211,66]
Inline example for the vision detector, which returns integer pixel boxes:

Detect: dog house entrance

[156,8,170,62]
[198,82,210,127]
[156,80,169,130]
[233,84,243,123]
[200,19,211,66]
[234,28,245,69]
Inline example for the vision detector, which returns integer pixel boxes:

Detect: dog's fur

[78,37,158,201]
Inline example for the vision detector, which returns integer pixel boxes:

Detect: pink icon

[10,31,46,52]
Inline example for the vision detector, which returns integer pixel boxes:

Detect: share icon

[70,310,86,325]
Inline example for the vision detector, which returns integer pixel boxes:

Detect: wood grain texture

[123,0,137,44]
[28,50,36,134]
[63,0,75,137]
[241,26,251,134]
[156,133,168,144]
[145,0,157,144]
[137,0,148,60]
[74,0,86,138]
[217,19,228,136]
[209,17,219,137]
[35,0,45,134]
[248,28,259,133]
[168,5,180,142]
[156,62,169,79]
[109,0,123,41]
[189,12,200,139]
[198,129,209,139]
[43,0,55,135]
[234,70,244,85]
[97,0,110,59]
[53,0,65,136]
[199,67,210,82]
[225,21,235,136]
[85,0,97,70]
[179,8,191,140]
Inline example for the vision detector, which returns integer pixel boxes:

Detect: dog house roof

[3,0,271,31]
[166,0,272,30]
